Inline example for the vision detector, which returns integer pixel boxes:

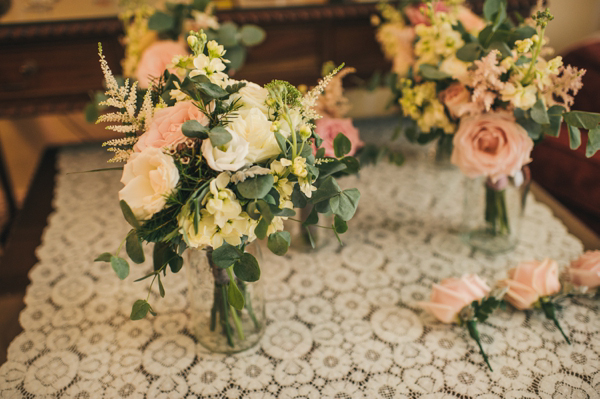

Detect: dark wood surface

[0,3,389,117]
[0,148,56,294]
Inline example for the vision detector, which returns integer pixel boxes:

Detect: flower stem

[541,299,571,344]
[485,185,510,236]
[467,320,493,371]
[522,25,546,86]
[220,285,235,347]
[230,304,246,341]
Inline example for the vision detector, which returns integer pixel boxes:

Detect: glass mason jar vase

[186,243,266,353]
[432,134,455,168]
[288,205,332,251]
[461,168,531,254]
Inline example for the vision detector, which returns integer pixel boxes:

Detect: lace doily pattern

[1,145,597,399]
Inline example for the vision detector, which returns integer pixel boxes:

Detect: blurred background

[0,0,599,239]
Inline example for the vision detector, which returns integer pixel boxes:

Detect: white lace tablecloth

[1,143,599,399]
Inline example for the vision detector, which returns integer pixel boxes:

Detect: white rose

[439,56,470,81]
[231,82,269,117]
[226,107,281,163]
[202,130,249,172]
[119,147,179,220]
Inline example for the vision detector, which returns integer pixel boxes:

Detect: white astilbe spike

[102,137,138,147]
[302,63,345,120]
[97,44,155,162]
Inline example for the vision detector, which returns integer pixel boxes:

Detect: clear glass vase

[461,168,531,255]
[186,243,266,354]
[431,134,455,168]
[288,205,332,251]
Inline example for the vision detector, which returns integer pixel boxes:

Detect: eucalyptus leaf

[419,64,451,80]
[456,43,482,62]
[310,176,341,204]
[329,188,360,221]
[197,82,229,99]
[240,25,266,46]
[225,45,246,71]
[158,275,165,298]
[218,21,239,47]
[274,131,288,154]
[302,206,319,226]
[488,41,512,59]
[568,125,581,150]
[212,242,242,269]
[255,217,269,240]
[228,279,245,310]
[333,133,352,157]
[256,200,274,224]
[236,175,274,199]
[126,230,145,264]
[110,256,130,280]
[182,120,209,139]
[542,105,566,137]
[564,111,600,130]
[208,126,232,146]
[267,231,291,256]
[95,252,112,262]
[130,299,151,320]
[586,127,600,157]
[147,11,175,32]
[169,253,183,273]
[531,98,550,125]
[291,184,308,208]
[120,200,140,228]
[233,253,261,281]
[333,215,348,234]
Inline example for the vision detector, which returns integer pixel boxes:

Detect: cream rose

[569,251,600,288]
[438,82,477,118]
[420,274,491,323]
[230,81,270,117]
[135,101,207,152]
[201,129,249,172]
[135,40,188,89]
[500,259,561,310]
[439,56,470,82]
[119,147,179,220]
[225,107,281,163]
[451,112,534,182]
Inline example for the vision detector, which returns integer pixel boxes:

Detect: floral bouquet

[92,31,361,352]
[85,0,265,122]
[373,0,486,161]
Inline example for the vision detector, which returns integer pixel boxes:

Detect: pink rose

[457,6,486,33]
[135,101,207,152]
[315,118,364,158]
[420,274,490,323]
[404,3,449,26]
[500,259,561,310]
[439,83,477,118]
[135,40,188,89]
[451,112,534,182]
[569,250,600,288]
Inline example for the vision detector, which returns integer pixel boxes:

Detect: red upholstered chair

[529,37,600,234]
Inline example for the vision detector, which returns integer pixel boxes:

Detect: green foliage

[182,120,209,139]
[225,46,247,71]
[95,252,112,262]
[418,64,451,80]
[564,111,600,130]
[587,127,600,157]
[457,43,483,62]
[541,105,565,137]
[218,21,239,47]
[240,25,266,46]
[126,230,145,264]
[265,80,302,107]
[530,98,550,125]
[333,133,352,157]
[471,296,502,323]
[233,253,261,281]
[212,242,243,269]
[267,231,291,256]
[568,125,581,150]
[333,215,348,234]
[208,126,233,146]
[148,11,175,32]
[227,279,245,310]
[330,189,361,221]
[236,175,275,199]
[130,299,153,320]
[120,200,140,228]
[111,256,130,280]
[311,176,341,204]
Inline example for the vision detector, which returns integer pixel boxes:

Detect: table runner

[1,144,598,399]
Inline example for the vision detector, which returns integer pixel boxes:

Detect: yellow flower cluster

[399,80,455,134]
[414,13,465,69]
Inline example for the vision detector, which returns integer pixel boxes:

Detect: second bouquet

[94,31,361,353]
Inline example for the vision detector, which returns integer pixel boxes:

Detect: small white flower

[207,40,226,59]
[189,53,229,87]
[201,130,249,172]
